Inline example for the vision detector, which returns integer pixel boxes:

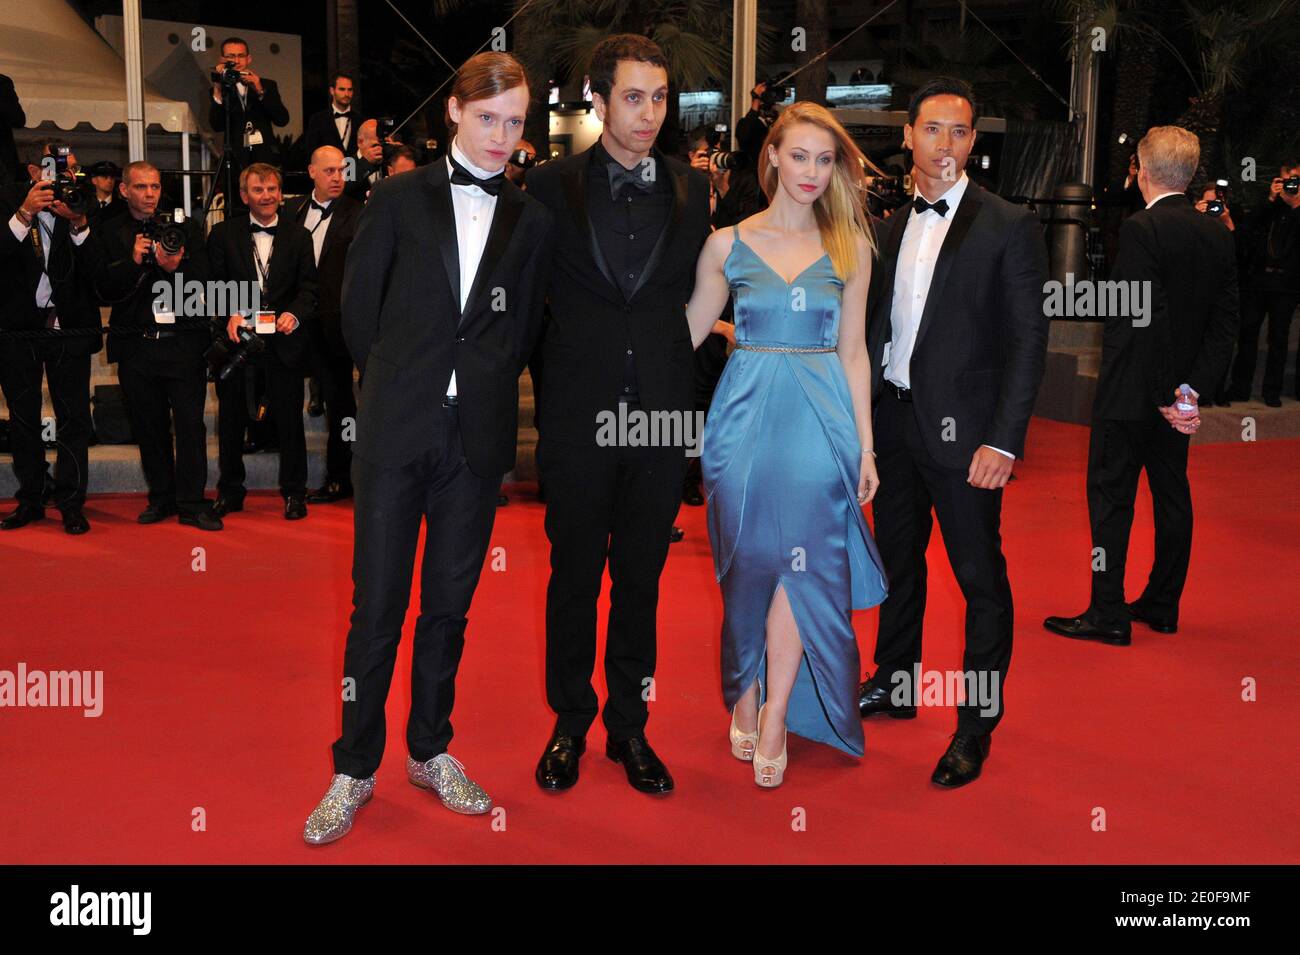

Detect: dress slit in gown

[702,225,888,756]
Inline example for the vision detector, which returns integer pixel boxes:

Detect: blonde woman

[685,102,888,786]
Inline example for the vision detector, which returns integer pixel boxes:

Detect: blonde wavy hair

[758,101,880,281]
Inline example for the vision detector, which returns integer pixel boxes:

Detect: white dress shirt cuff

[8,213,27,242]
[981,444,1015,459]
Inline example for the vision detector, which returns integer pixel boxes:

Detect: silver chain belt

[733,343,836,353]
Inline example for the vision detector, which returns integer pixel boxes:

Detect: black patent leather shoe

[1043,612,1131,645]
[212,494,245,517]
[138,502,178,524]
[306,481,353,503]
[179,508,224,531]
[535,731,586,791]
[1128,603,1177,634]
[606,735,674,794]
[858,673,918,719]
[931,732,991,788]
[61,507,90,535]
[682,483,704,506]
[284,495,308,520]
[668,525,685,544]
[1,504,46,530]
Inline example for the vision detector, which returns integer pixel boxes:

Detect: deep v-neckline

[733,233,830,286]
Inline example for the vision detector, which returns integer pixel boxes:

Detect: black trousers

[308,342,356,485]
[0,339,92,510]
[331,406,501,779]
[871,389,1013,735]
[117,344,209,513]
[1086,414,1192,627]
[540,419,688,741]
[1230,280,1299,400]
[215,351,307,498]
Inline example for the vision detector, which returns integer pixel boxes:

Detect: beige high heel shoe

[729,680,762,760]
[753,702,788,787]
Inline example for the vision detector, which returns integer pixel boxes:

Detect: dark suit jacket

[206,211,317,369]
[302,108,358,162]
[282,192,362,358]
[525,145,712,445]
[867,182,1049,467]
[88,193,128,227]
[208,78,290,168]
[0,203,103,356]
[0,73,25,188]
[1094,193,1239,419]
[340,160,553,475]
[92,213,211,364]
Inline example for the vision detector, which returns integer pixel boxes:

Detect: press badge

[244,122,263,147]
[254,310,276,334]
[152,307,176,325]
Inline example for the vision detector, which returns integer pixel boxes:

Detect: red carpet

[1,418,1297,864]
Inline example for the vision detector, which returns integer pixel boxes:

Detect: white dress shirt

[333,109,351,146]
[1145,190,1183,209]
[8,209,90,330]
[302,194,333,265]
[886,173,1013,459]
[249,213,298,330]
[444,137,502,398]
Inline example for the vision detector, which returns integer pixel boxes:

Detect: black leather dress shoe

[60,507,90,535]
[931,733,991,788]
[212,494,245,517]
[179,508,224,531]
[1043,612,1131,645]
[606,735,674,794]
[1,504,45,530]
[1265,396,1282,408]
[138,502,178,524]
[858,674,917,719]
[284,495,308,520]
[682,483,704,506]
[668,525,685,544]
[536,731,586,791]
[306,481,353,503]
[1127,602,1177,634]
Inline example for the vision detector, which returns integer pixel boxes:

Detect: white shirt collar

[1145,190,1183,209]
[310,193,333,209]
[449,137,504,180]
[251,213,279,229]
[913,172,969,215]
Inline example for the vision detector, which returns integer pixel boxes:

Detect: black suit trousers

[307,339,356,485]
[1230,280,1298,400]
[117,346,209,512]
[0,339,92,509]
[215,349,307,498]
[871,389,1013,735]
[1086,414,1192,626]
[540,420,688,740]
[331,406,501,778]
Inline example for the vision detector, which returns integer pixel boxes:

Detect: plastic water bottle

[1175,383,1198,417]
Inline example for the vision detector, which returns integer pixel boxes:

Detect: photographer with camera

[92,161,221,530]
[346,118,398,202]
[1194,180,1236,231]
[1226,161,1300,407]
[208,37,289,202]
[504,139,536,188]
[207,163,317,520]
[0,141,102,534]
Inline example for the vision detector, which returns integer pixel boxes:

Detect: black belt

[886,382,912,402]
[143,328,178,340]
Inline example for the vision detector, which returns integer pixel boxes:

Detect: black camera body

[211,60,242,89]
[705,123,745,171]
[1204,199,1225,217]
[205,322,266,382]
[30,146,91,216]
[1284,176,1300,195]
[508,147,536,169]
[139,211,188,264]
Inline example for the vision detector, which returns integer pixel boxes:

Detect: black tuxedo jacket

[0,73,23,188]
[93,213,211,364]
[206,212,318,369]
[0,203,103,356]
[208,78,290,168]
[1095,194,1238,420]
[867,181,1049,468]
[302,108,358,161]
[340,160,553,475]
[282,193,362,358]
[525,145,712,445]
[88,193,128,227]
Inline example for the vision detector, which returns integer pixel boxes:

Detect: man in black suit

[0,150,104,534]
[282,145,362,503]
[0,73,23,189]
[343,119,387,203]
[208,37,289,200]
[526,34,711,795]
[858,77,1049,788]
[303,52,552,846]
[301,74,358,162]
[1046,126,1238,645]
[207,163,317,520]
[92,161,221,530]
[86,161,127,226]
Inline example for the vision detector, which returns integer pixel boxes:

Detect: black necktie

[250,223,277,235]
[608,162,654,200]
[913,195,949,217]
[449,155,505,196]
[309,200,333,219]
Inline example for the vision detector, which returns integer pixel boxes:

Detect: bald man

[283,145,364,501]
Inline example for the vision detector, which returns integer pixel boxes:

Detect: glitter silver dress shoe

[303,773,375,845]
[406,753,492,814]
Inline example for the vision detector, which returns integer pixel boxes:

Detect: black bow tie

[333,110,351,118]
[449,155,505,196]
[309,200,333,218]
[913,195,950,217]
[608,162,654,200]
[250,222,277,235]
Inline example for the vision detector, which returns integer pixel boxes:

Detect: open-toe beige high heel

[753,702,787,787]
[730,679,761,760]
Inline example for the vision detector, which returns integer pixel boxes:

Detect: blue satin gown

[701,225,888,757]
